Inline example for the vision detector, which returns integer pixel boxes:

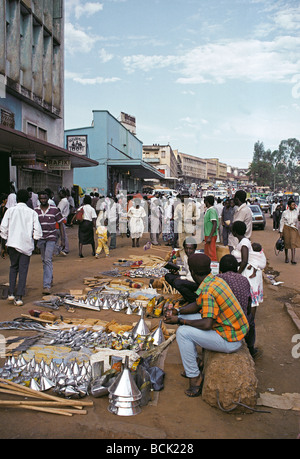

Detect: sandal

[185,385,202,397]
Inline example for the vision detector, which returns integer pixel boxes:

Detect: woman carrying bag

[72,195,97,258]
[279,198,300,264]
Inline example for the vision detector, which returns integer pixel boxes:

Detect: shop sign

[48,158,71,170]
[11,152,36,166]
[67,135,87,155]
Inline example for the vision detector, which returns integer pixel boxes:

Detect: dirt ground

[0,214,299,440]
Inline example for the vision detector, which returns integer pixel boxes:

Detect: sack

[75,207,84,222]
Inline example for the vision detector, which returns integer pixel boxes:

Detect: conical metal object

[108,356,141,400]
[126,303,133,315]
[107,404,141,416]
[40,376,55,391]
[30,378,41,391]
[102,298,110,310]
[131,309,150,337]
[151,319,165,346]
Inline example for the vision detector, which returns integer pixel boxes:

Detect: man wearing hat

[164,253,249,397]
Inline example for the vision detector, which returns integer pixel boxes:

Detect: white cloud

[75,2,104,20]
[122,36,300,85]
[99,48,114,63]
[72,76,121,85]
[65,22,100,54]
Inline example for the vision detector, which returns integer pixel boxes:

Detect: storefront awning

[107,159,165,179]
[0,125,98,168]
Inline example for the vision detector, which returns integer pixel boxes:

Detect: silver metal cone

[102,298,110,310]
[151,319,165,346]
[40,376,55,391]
[131,309,150,337]
[30,378,41,391]
[126,303,133,315]
[108,357,141,399]
[107,404,141,416]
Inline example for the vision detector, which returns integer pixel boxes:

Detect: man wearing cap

[164,253,249,397]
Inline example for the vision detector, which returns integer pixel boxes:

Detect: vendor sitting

[164,253,249,398]
[164,237,199,303]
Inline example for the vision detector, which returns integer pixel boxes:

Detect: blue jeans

[176,313,242,378]
[37,240,56,288]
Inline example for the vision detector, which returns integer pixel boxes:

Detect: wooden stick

[0,400,82,408]
[0,387,43,399]
[12,404,73,416]
[0,380,93,407]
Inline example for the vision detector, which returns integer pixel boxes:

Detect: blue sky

[64,0,300,168]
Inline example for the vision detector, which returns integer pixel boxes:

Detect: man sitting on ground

[164,253,249,398]
[164,237,199,303]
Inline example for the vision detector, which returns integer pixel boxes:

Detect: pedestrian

[0,189,42,305]
[231,221,266,317]
[56,189,70,255]
[271,198,279,231]
[164,253,249,397]
[228,190,253,252]
[279,198,300,264]
[35,190,65,294]
[74,195,97,258]
[203,195,219,261]
[0,193,8,258]
[218,254,260,359]
[221,198,235,246]
[107,197,120,250]
[150,197,162,245]
[127,198,146,247]
[95,218,109,258]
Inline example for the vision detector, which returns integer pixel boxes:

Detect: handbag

[75,206,84,222]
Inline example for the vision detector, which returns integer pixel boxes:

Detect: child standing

[95,218,109,258]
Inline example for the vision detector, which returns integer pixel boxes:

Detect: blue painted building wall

[65,110,143,195]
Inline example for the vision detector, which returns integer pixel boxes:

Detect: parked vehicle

[250,204,266,230]
[257,198,270,213]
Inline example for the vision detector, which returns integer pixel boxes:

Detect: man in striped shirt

[35,191,65,294]
[164,253,249,397]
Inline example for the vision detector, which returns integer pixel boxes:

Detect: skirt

[78,220,94,245]
[282,225,300,249]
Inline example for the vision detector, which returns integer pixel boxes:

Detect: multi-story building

[0,0,97,195]
[174,150,207,185]
[65,110,164,196]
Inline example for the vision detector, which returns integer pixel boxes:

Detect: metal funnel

[131,309,150,337]
[108,356,141,399]
[151,319,165,346]
[107,404,141,416]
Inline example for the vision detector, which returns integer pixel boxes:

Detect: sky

[64,0,300,168]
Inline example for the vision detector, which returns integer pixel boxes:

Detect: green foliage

[248,138,300,191]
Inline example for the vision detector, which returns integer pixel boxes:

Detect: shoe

[8,295,15,302]
[42,287,52,295]
[95,254,99,259]
[60,250,67,256]
[14,297,23,306]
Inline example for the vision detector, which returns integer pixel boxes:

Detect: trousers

[37,239,56,288]
[8,247,31,297]
[176,313,242,378]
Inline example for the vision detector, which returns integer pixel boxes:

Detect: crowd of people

[0,184,299,400]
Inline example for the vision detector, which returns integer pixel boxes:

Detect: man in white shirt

[228,190,253,251]
[0,189,42,306]
[56,189,70,255]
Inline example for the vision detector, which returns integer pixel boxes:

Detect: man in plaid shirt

[164,253,249,397]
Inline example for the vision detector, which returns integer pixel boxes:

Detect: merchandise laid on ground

[0,251,181,417]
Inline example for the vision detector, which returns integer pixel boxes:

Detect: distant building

[65,110,164,196]
[174,150,206,185]
[0,0,97,195]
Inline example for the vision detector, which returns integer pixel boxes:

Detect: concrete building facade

[0,0,97,195]
[65,110,164,196]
